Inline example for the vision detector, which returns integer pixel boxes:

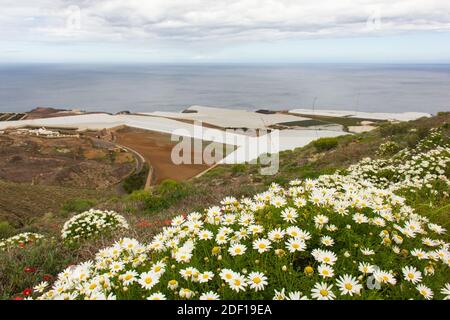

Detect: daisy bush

[33,130,449,300]
[376,141,400,156]
[0,232,44,251]
[61,209,129,242]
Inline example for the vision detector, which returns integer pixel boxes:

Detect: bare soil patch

[114,127,226,183]
[0,134,134,189]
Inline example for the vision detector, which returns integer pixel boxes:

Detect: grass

[0,180,113,228]
[123,163,150,194]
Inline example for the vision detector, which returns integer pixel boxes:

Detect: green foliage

[231,164,247,175]
[379,122,409,137]
[142,180,193,213]
[0,240,73,299]
[0,221,15,239]
[61,198,97,215]
[312,137,339,152]
[126,190,152,202]
[123,163,149,194]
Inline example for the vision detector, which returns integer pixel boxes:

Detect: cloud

[1,0,450,44]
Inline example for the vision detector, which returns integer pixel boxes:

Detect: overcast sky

[1,0,450,63]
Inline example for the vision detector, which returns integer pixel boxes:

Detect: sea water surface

[0,63,449,114]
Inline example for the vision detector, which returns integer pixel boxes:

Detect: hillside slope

[0,112,448,300]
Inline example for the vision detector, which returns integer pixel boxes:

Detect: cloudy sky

[1,0,450,63]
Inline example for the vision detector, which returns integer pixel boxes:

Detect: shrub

[376,141,401,156]
[0,233,45,251]
[61,198,97,214]
[379,122,408,137]
[231,164,247,175]
[61,209,129,242]
[126,190,153,202]
[0,221,15,239]
[123,163,150,194]
[144,180,192,213]
[313,137,339,152]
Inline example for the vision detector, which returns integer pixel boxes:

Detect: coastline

[0,106,431,167]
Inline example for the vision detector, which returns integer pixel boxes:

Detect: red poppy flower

[18,242,25,248]
[24,267,37,273]
[43,274,53,281]
[22,288,32,296]
[12,296,24,300]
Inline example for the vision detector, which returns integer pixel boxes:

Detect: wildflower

[220,269,236,283]
[304,266,314,275]
[318,264,334,278]
[440,283,450,300]
[281,207,298,223]
[321,236,334,247]
[147,292,166,300]
[358,262,375,274]
[24,267,37,273]
[411,249,428,260]
[121,270,138,286]
[287,291,309,300]
[198,230,213,240]
[33,281,48,293]
[402,266,422,284]
[228,274,248,292]
[167,279,178,290]
[179,288,195,299]
[273,288,286,300]
[416,284,433,300]
[360,248,375,256]
[252,238,272,254]
[373,270,396,285]
[336,275,362,296]
[248,272,268,292]
[286,238,306,253]
[228,244,247,256]
[200,291,220,300]
[311,282,336,300]
[138,271,159,290]
[22,288,32,296]
[198,271,214,283]
[314,215,329,228]
[313,249,337,265]
[268,228,285,242]
[270,196,286,208]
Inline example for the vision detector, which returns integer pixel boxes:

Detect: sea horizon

[1,63,449,114]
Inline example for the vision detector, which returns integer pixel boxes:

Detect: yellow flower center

[320,289,329,296]
[253,277,261,284]
[345,283,353,290]
[145,277,153,284]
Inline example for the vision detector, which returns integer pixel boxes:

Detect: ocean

[0,63,449,114]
